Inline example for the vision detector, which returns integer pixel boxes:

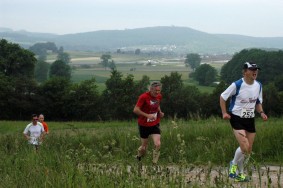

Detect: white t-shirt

[23,122,44,144]
[221,78,262,117]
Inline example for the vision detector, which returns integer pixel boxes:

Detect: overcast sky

[1,0,283,37]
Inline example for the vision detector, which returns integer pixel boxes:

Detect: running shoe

[229,161,238,178]
[235,173,250,182]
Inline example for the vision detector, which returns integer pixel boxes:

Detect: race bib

[29,137,40,145]
[240,108,255,118]
[147,112,157,122]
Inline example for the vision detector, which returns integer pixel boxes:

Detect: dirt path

[79,163,282,187]
[137,165,282,187]
[176,165,282,187]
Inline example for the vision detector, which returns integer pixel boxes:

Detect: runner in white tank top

[220,62,268,182]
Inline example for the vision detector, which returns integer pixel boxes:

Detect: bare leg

[233,129,250,154]
[152,134,161,164]
[137,138,148,160]
[233,129,255,174]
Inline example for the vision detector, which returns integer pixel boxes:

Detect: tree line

[1,39,283,121]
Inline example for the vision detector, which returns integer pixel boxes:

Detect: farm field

[71,63,189,82]
[47,51,227,93]
[1,118,282,187]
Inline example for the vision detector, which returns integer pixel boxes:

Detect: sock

[232,147,244,165]
[237,154,245,174]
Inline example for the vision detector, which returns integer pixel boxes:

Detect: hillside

[1,26,283,54]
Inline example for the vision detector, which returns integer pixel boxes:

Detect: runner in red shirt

[39,114,49,134]
[133,81,164,164]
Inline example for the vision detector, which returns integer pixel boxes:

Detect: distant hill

[1,26,283,54]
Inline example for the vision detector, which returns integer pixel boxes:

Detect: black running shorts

[230,113,256,133]
[138,124,161,138]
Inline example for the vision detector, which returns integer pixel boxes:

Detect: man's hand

[260,112,268,121]
[222,112,231,120]
[147,113,157,121]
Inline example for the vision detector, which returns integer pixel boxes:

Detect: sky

[1,0,283,37]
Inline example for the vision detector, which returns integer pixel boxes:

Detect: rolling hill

[1,26,283,54]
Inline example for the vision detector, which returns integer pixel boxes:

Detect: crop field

[1,118,282,187]
[46,51,227,93]
[71,63,189,82]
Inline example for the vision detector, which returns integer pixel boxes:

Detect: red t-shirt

[135,91,162,127]
[41,121,49,133]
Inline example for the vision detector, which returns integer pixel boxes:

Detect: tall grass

[0,118,282,187]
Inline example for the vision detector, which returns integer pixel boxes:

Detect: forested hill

[1,26,283,54]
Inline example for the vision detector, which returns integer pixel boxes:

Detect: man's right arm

[220,96,230,119]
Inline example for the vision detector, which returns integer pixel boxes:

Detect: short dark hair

[150,81,161,87]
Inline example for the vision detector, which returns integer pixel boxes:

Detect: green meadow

[55,51,223,93]
[1,118,282,187]
[71,64,189,82]
[22,52,283,187]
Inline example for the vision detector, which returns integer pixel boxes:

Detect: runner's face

[245,69,258,80]
[32,117,38,125]
[38,116,44,122]
[150,86,161,97]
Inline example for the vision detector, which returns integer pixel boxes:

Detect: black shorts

[230,113,256,133]
[138,124,161,139]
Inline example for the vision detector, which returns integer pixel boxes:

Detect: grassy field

[70,64,214,93]
[1,118,282,187]
[71,64,189,81]
[49,51,226,94]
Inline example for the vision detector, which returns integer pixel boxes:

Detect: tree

[199,81,227,118]
[185,53,201,71]
[0,73,38,120]
[63,78,101,120]
[0,39,37,78]
[29,42,58,54]
[29,42,58,61]
[134,75,150,96]
[37,77,71,120]
[49,60,71,80]
[262,83,282,116]
[100,54,112,70]
[37,53,47,62]
[194,64,217,86]
[108,60,116,70]
[175,85,202,119]
[161,72,183,94]
[0,39,38,119]
[101,70,136,120]
[34,60,49,83]
[0,74,14,119]
[220,49,283,85]
[135,49,141,55]
[160,72,204,119]
[160,72,184,118]
[57,47,71,64]
[274,75,283,91]
[57,52,71,64]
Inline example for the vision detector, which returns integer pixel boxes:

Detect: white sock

[238,155,245,174]
[232,147,244,165]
